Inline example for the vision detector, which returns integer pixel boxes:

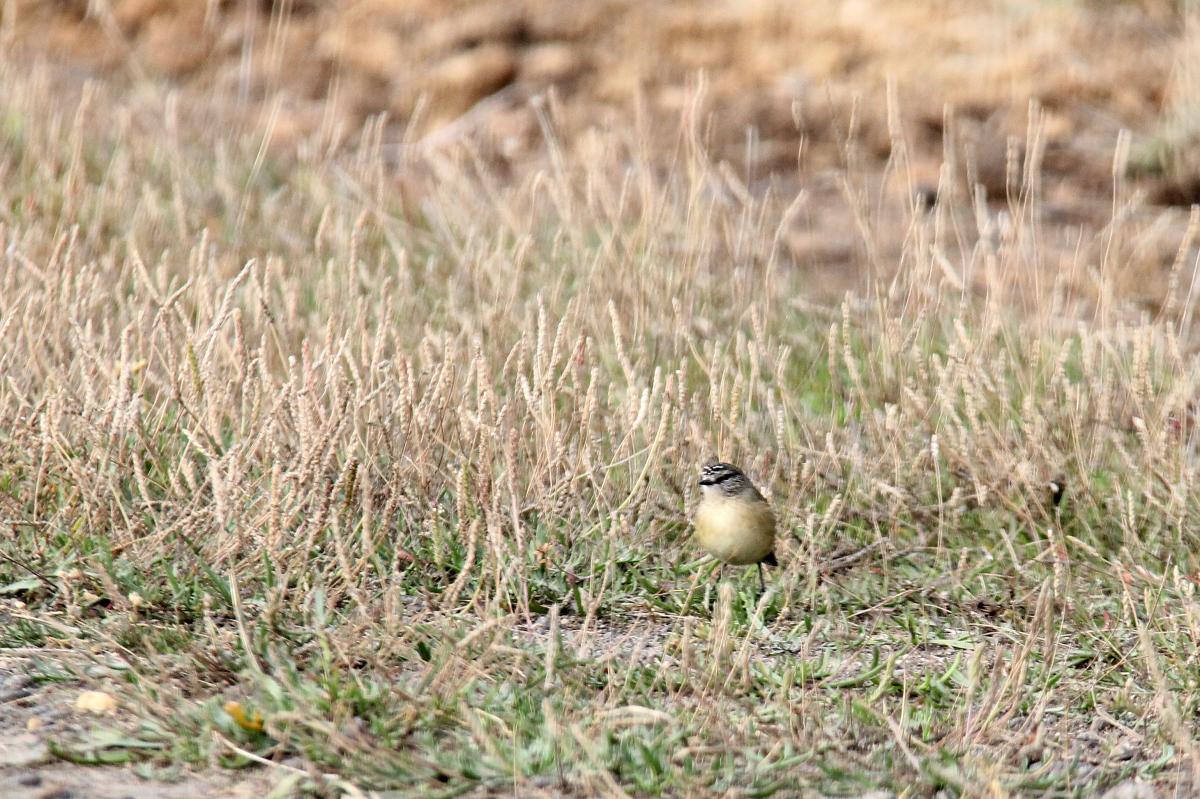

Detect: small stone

[26,717,42,732]
[422,6,525,53]
[431,44,517,106]
[521,43,582,84]
[1017,740,1044,764]
[112,0,171,31]
[318,26,404,82]
[138,9,214,76]
[1111,741,1139,761]
[74,690,117,714]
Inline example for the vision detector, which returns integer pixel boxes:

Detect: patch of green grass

[0,617,50,647]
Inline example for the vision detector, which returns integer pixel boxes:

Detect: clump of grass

[2,56,1200,796]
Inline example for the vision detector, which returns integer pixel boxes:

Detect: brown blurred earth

[2,1,1198,305]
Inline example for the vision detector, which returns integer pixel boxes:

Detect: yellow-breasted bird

[693,460,777,592]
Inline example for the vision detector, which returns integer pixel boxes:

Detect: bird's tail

[762,551,778,567]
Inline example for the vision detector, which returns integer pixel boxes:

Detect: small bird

[693,460,777,592]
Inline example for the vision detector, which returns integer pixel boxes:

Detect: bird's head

[699,460,748,496]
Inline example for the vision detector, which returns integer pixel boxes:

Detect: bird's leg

[757,562,766,595]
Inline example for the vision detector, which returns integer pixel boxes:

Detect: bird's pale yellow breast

[694,495,775,565]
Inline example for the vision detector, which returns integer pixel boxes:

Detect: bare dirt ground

[4,0,1195,309]
[0,653,277,799]
[2,1,1191,196]
[2,1,1181,155]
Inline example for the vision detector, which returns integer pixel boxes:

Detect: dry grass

[3,53,1200,798]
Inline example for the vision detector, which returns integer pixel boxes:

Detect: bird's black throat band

[699,470,740,486]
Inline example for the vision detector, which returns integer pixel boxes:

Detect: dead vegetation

[3,4,1200,798]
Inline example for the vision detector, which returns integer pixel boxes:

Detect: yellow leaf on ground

[223,701,264,732]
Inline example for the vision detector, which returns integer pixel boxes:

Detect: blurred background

[2,1,1198,302]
